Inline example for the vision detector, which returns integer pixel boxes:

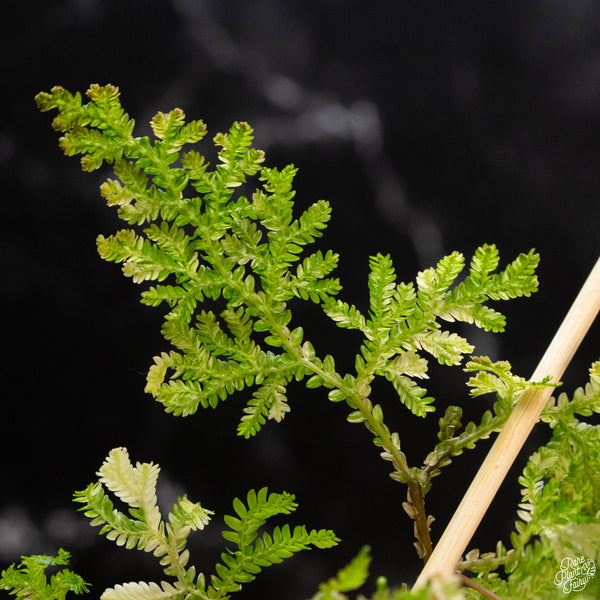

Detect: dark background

[2,1,600,598]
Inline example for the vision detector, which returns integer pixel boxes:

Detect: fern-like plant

[72,447,337,600]
[0,549,89,600]
[5,83,594,599]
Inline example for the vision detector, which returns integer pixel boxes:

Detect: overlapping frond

[419,357,557,495]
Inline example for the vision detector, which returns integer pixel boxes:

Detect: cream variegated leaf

[98,448,160,521]
[386,350,429,379]
[102,580,179,600]
[416,330,474,366]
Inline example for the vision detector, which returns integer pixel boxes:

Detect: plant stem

[349,391,434,561]
[414,256,600,589]
[406,481,433,561]
[458,574,504,600]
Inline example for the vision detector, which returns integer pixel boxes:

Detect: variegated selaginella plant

[2,85,599,600]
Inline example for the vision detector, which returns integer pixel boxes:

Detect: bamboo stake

[413,257,600,589]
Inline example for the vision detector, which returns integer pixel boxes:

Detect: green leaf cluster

[1,549,89,600]
[36,84,342,438]
[35,86,540,441]
[38,84,599,600]
[72,448,337,600]
[212,487,338,597]
[420,356,558,494]
[74,446,213,599]
[458,361,600,599]
[324,245,538,419]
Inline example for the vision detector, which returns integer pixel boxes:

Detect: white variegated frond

[135,461,162,531]
[98,447,161,523]
[102,580,179,600]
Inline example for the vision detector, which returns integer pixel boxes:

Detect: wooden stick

[413,257,600,589]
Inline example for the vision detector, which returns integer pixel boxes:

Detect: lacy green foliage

[74,447,213,598]
[323,245,538,420]
[211,486,338,597]
[457,361,600,599]
[35,84,600,599]
[0,549,89,600]
[36,84,342,439]
[74,448,338,600]
[419,357,558,495]
[35,86,539,445]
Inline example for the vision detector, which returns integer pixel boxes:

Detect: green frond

[73,481,148,550]
[97,230,182,283]
[415,330,473,366]
[238,373,291,437]
[150,109,207,151]
[214,122,265,185]
[321,246,538,443]
[477,248,539,301]
[416,251,465,313]
[168,496,213,534]
[468,243,500,286]
[385,373,435,418]
[542,359,600,426]
[0,549,90,600]
[465,356,558,401]
[388,282,418,323]
[212,489,339,597]
[287,249,341,303]
[74,453,337,600]
[385,351,429,379]
[253,165,297,227]
[438,303,506,333]
[296,199,333,242]
[97,448,160,512]
[367,253,397,326]
[322,299,368,332]
[315,546,372,598]
[75,449,216,599]
[35,87,88,132]
[151,367,244,415]
[420,358,560,495]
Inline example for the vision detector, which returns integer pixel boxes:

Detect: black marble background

[2,1,600,597]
